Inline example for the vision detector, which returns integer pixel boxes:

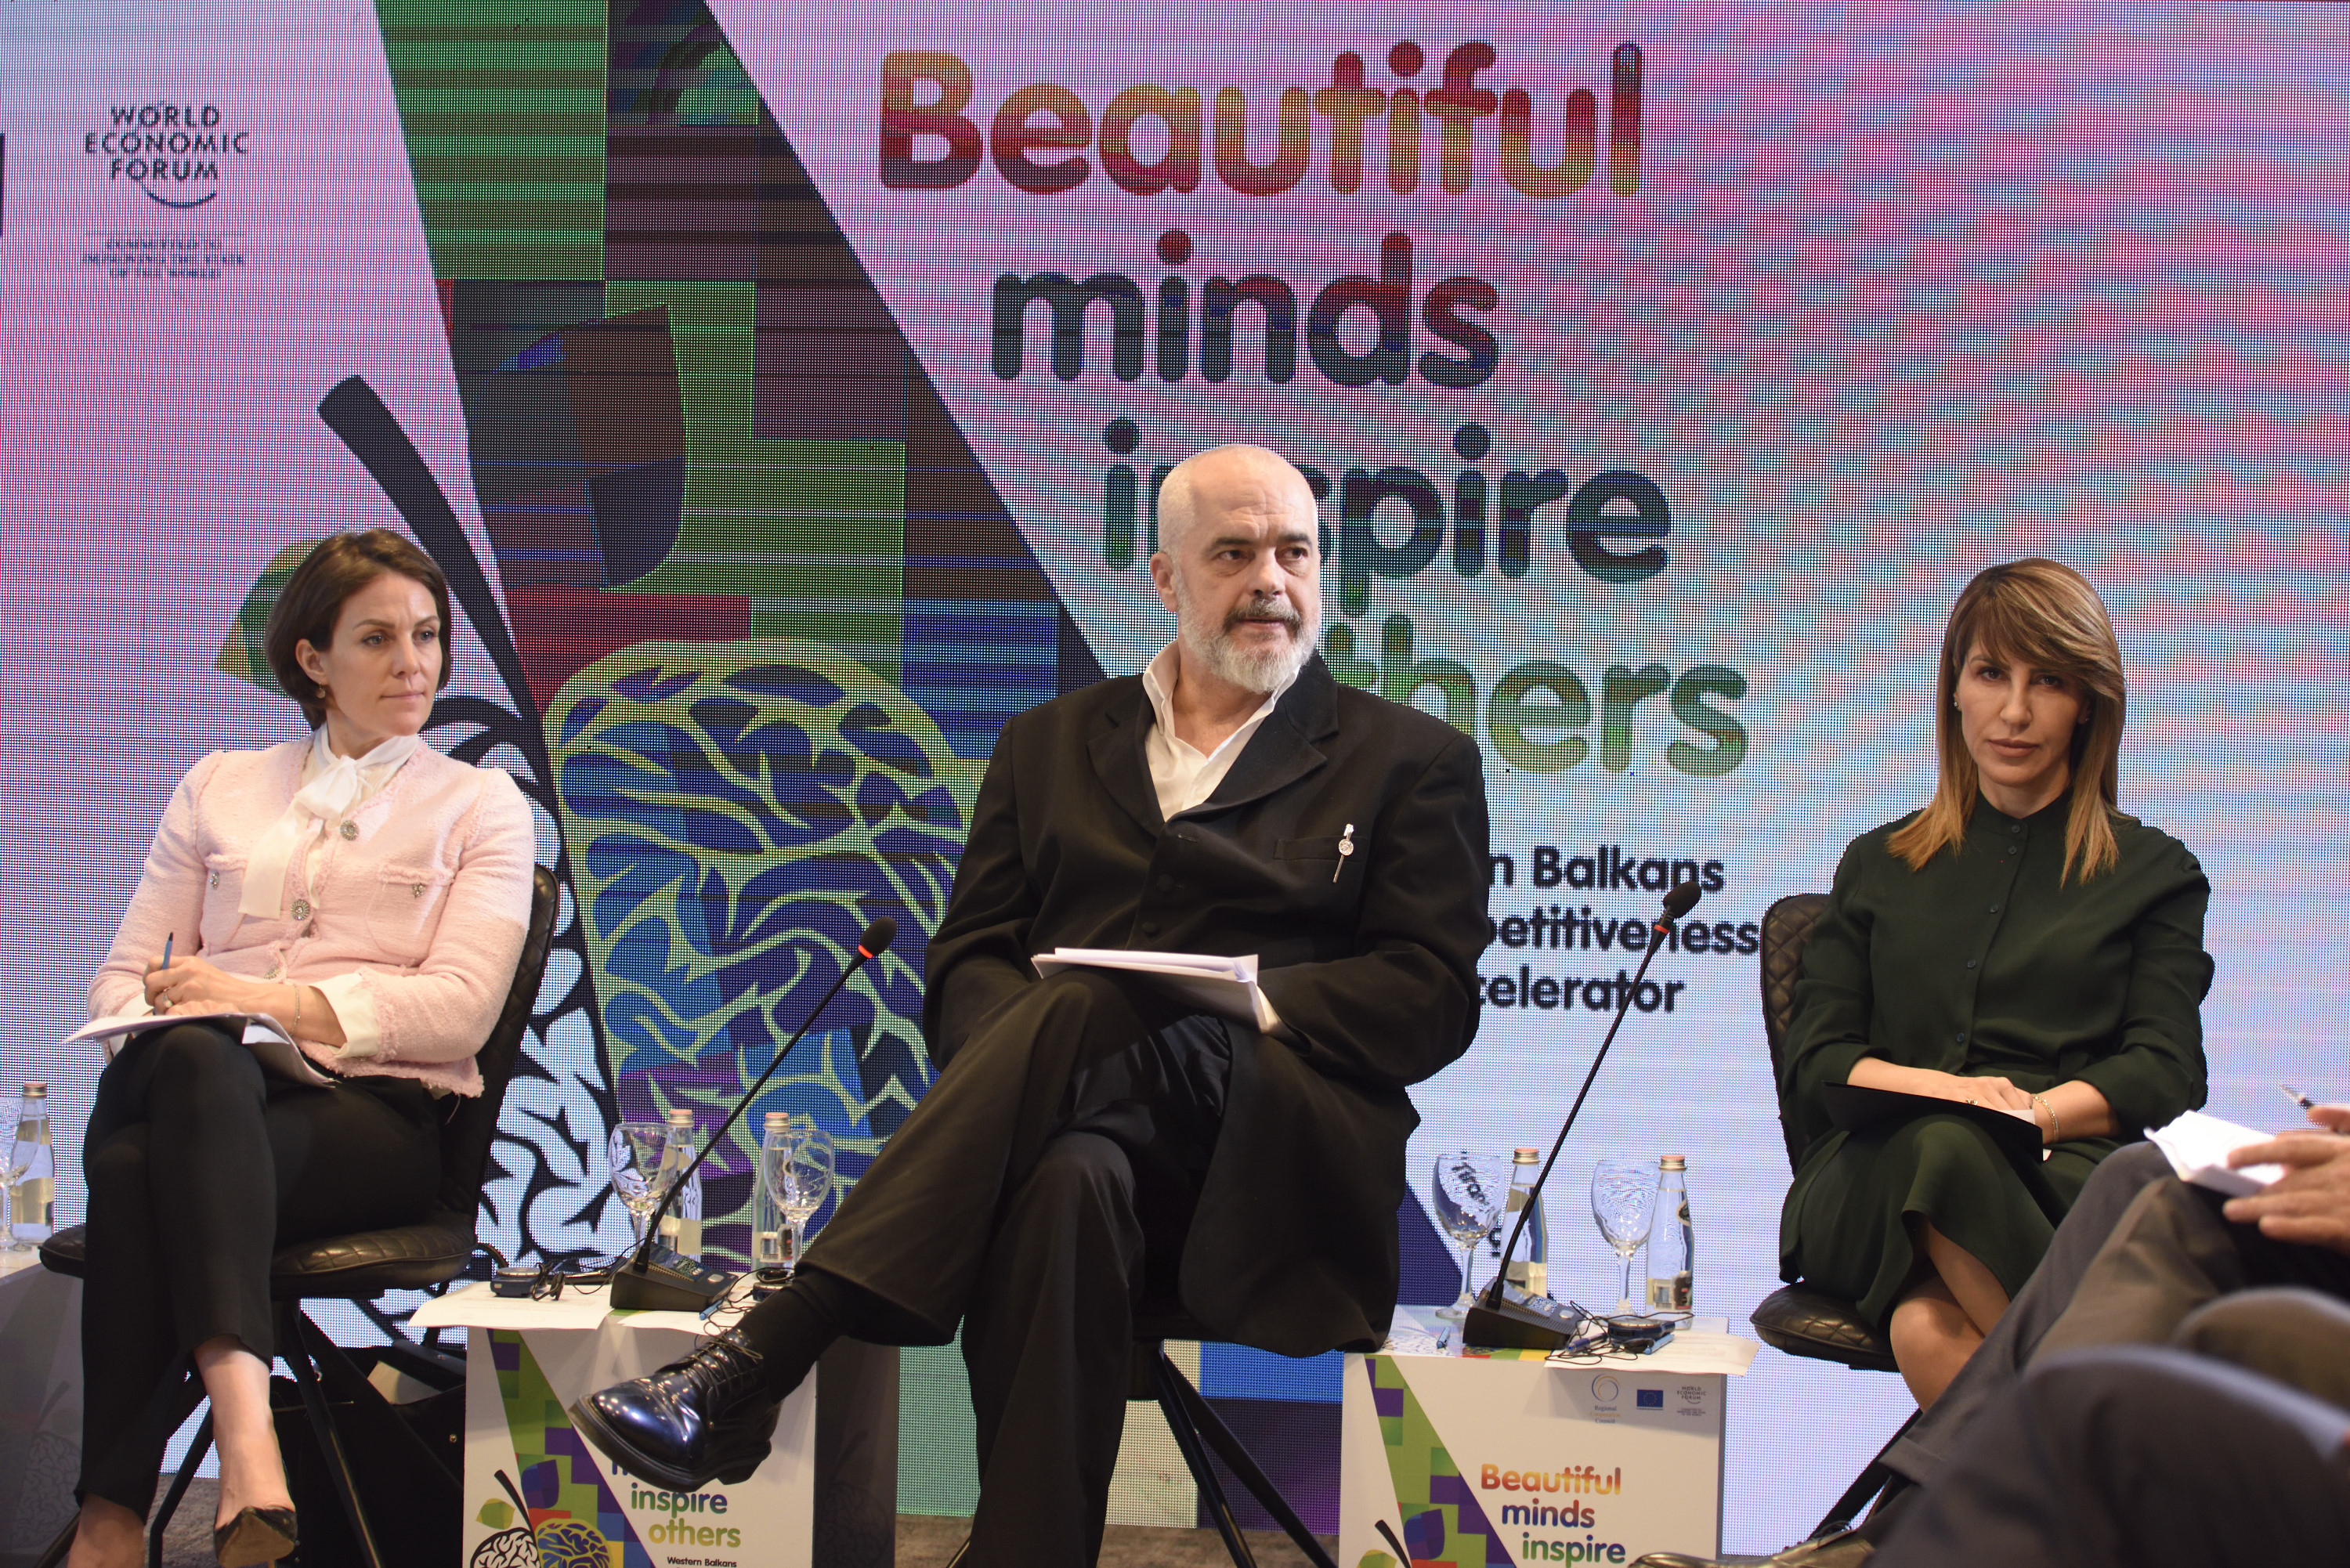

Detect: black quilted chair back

[432,863,559,1224]
[1759,891,1831,1173]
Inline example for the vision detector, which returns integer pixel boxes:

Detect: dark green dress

[1777,793,2211,1329]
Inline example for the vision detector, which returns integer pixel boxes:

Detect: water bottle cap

[763,1111,788,1128]
[667,1107,694,1125]
[1659,1154,1686,1169]
[1513,1147,1540,1162]
[22,1083,46,1097]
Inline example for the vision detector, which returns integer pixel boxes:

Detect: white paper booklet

[69,1010,334,1086]
[2146,1109,2286,1197]
[1032,948,1274,1031]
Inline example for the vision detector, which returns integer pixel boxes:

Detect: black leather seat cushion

[38,1211,475,1300]
[1752,1283,1896,1372]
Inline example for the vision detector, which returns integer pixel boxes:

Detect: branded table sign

[1341,1310,1752,1566]
[415,1284,814,1568]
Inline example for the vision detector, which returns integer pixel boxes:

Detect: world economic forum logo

[84,101,249,209]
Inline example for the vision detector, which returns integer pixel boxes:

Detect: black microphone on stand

[1464,880,1701,1349]
[611,916,898,1313]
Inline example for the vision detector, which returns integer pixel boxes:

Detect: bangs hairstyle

[1886,558,2129,883]
[262,529,454,728]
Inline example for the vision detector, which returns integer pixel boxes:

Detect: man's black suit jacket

[922,654,1493,1355]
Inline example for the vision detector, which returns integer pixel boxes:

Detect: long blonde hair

[1886,558,2129,883]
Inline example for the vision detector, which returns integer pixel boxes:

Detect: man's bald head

[1148,443,1323,699]
[1154,444,1316,562]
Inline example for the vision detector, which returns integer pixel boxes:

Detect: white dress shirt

[1139,641,1295,821]
[1137,642,1300,1038]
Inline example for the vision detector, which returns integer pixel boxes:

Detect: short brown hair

[1886,558,2129,883]
[262,529,454,728]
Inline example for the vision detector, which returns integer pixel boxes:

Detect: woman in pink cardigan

[67,530,535,1568]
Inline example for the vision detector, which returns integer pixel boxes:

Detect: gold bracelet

[2034,1092,2059,1143]
[291,984,303,1031]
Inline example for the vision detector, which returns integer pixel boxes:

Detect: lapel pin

[1335,822,1355,882]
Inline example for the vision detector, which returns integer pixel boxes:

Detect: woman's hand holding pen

[143,952,266,1016]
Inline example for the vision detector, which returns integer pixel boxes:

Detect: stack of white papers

[69,1010,333,1086]
[1033,948,1274,1031]
[2146,1109,2285,1196]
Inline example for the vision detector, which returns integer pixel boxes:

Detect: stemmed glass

[1590,1157,1657,1313]
[761,1122,835,1277]
[606,1121,672,1247]
[1430,1151,1511,1322]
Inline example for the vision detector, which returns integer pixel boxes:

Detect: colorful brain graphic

[468,1526,537,1568]
[545,639,974,1252]
[530,1519,608,1568]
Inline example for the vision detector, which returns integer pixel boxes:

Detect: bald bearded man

[572,445,1494,1566]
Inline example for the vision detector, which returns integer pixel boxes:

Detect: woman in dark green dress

[1777,558,2211,1407]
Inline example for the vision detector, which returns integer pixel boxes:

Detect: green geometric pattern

[1370,1355,1512,1567]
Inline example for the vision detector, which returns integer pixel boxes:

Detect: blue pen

[154,934,174,1015]
[2280,1083,2317,1112]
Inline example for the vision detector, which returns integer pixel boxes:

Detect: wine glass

[1590,1157,1657,1313]
[1430,1151,1511,1322]
[761,1122,835,1277]
[606,1121,671,1246]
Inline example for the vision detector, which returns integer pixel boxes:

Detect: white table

[0,1248,82,1556]
[412,1281,816,1568]
[1339,1309,1756,1566]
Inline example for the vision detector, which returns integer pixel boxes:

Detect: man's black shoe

[568,1329,780,1490]
[1632,1530,1873,1568]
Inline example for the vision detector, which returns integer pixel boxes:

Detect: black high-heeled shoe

[212,1505,298,1567]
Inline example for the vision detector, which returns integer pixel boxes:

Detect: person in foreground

[67,532,536,1568]
[1639,1104,2350,1568]
[1776,558,2210,1407]
[570,443,1492,1565]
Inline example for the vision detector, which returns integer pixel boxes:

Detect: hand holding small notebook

[2146,1110,2288,1196]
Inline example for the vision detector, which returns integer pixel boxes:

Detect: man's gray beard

[1175,584,1319,695]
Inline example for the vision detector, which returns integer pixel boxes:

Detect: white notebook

[69,1010,334,1086]
[1032,948,1277,1032]
[2146,1109,2286,1197]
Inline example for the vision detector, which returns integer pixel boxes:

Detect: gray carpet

[83,1482,1340,1567]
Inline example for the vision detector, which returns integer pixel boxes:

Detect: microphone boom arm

[1481,887,1695,1310]
[627,923,892,1276]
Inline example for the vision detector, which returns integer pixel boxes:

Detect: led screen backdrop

[2,1,2345,1553]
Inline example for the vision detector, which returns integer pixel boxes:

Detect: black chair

[35,864,559,1568]
[941,1312,1339,1568]
[1745,891,1916,1538]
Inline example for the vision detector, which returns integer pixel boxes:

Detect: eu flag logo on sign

[1636,1388,1664,1408]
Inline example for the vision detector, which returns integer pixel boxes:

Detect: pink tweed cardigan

[89,738,538,1096]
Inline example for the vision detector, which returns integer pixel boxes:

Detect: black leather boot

[568,1329,781,1490]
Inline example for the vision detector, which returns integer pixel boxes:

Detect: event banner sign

[1340,1349,1728,1567]
[2,2,2345,1549]
[460,1325,815,1568]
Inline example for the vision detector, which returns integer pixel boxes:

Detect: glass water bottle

[656,1107,703,1260]
[8,1085,56,1249]
[1500,1145,1549,1297]
[1644,1154,1694,1312]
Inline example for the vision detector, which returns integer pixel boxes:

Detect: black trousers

[76,1024,441,1514]
[1877,1346,2350,1568]
[795,969,1232,1568]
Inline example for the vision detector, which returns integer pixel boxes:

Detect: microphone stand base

[610,1245,737,1314]
[1463,1281,1589,1351]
